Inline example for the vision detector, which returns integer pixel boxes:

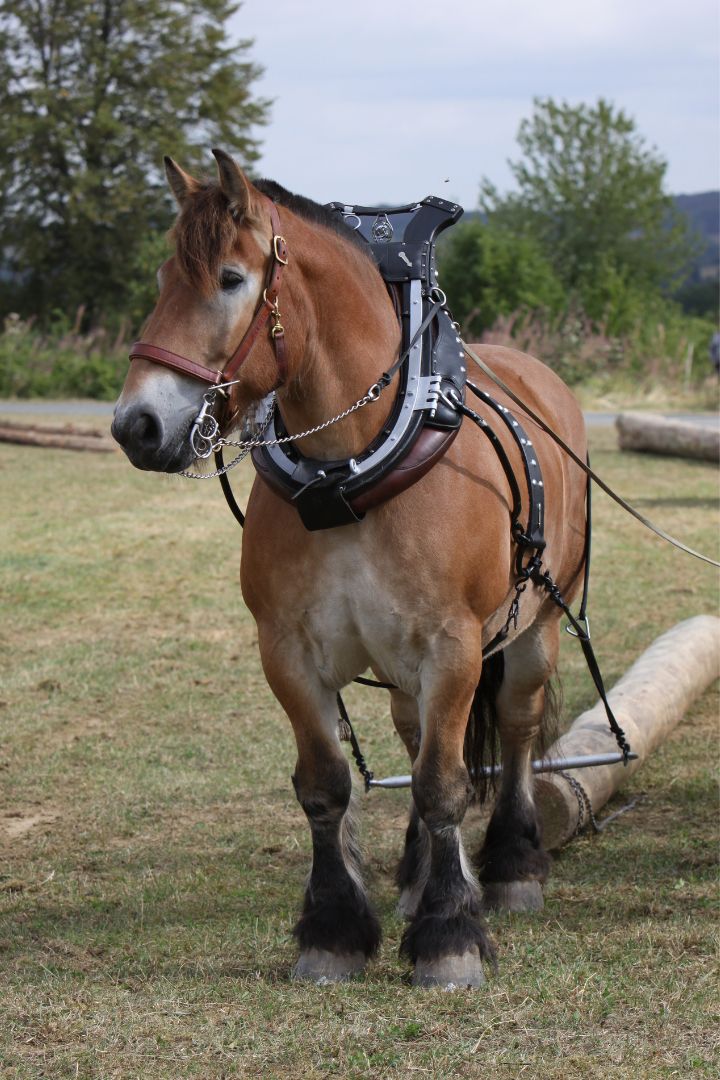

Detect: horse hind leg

[476,618,560,912]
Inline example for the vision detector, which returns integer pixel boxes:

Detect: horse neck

[276,217,401,459]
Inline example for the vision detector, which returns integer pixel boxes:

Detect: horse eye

[220,270,244,291]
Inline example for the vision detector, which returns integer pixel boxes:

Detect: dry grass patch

[0,421,718,1078]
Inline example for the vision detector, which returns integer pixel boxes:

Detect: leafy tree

[0,0,269,324]
[439,219,564,338]
[480,98,696,331]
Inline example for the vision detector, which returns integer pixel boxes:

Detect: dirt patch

[1,809,60,840]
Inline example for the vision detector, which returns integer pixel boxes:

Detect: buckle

[273,235,289,265]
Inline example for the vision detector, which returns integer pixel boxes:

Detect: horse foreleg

[477,619,558,912]
[400,655,496,988]
[261,647,381,982]
[389,690,431,919]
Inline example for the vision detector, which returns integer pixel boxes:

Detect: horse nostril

[112,406,165,455]
[132,410,163,450]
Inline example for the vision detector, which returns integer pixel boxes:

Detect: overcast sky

[229,0,719,210]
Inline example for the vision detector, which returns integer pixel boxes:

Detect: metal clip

[566,615,590,641]
[416,374,443,417]
[190,392,220,459]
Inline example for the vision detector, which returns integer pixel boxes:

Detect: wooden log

[0,418,108,438]
[616,411,719,462]
[535,615,720,849]
[0,424,117,453]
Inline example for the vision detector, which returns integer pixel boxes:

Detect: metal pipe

[366,751,638,789]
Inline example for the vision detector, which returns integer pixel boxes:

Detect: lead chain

[181,383,382,480]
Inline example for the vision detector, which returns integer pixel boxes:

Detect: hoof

[483,880,544,913]
[292,948,367,984]
[412,949,486,990]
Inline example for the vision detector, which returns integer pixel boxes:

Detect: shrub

[0,311,129,400]
[480,303,716,391]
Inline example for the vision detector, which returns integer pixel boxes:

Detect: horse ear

[212,148,252,218]
[164,156,200,206]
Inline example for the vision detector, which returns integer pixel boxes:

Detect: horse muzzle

[111,402,197,472]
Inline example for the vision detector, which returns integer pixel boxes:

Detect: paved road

[1,401,717,428]
[0,400,116,416]
[584,410,719,429]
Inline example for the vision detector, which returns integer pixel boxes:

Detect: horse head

[112,150,284,472]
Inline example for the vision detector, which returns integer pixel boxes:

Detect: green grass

[0,421,718,1078]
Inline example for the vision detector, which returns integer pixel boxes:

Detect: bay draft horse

[112,150,587,988]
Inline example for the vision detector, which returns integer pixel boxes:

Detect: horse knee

[292,753,352,823]
[411,763,473,832]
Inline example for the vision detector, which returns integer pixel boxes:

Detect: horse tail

[464,651,505,804]
[463,651,563,802]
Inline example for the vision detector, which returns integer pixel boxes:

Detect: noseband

[129,196,289,389]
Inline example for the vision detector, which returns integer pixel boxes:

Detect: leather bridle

[129,196,289,390]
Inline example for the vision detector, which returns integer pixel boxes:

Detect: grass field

[0,415,718,1078]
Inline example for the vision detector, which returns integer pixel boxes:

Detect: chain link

[180,383,382,480]
[558,770,595,834]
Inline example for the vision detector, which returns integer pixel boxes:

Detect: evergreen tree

[0,1,269,323]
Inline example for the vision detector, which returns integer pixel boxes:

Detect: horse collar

[253,196,468,531]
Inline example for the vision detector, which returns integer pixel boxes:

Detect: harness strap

[577,462,592,623]
[463,342,720,569]
[215,449,246,527]
[529,564,631,762]
[454,398,523,531]
[450,394,630,761]
[374,297,445,391]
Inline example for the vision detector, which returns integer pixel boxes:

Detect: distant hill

[447,191,718,269]
[674,191,719,282]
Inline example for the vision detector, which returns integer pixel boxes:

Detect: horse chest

[297,545,428,691]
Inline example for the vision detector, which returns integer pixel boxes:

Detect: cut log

[616,412,719,462]
[0,424,116,453]
[0,418,108,438]
[535,615,720,849]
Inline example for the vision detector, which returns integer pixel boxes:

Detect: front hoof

[412,949,486,990]
[292,948,367,984]
[483,880,544,913]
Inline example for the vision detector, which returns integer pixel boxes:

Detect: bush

[0,311,129,400]
[480,302,717,391]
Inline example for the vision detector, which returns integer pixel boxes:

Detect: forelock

[171,184,242,296]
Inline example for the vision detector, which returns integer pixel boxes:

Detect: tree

[439,219,564,338]
[480,98,696,330]
[0,1,269,324]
